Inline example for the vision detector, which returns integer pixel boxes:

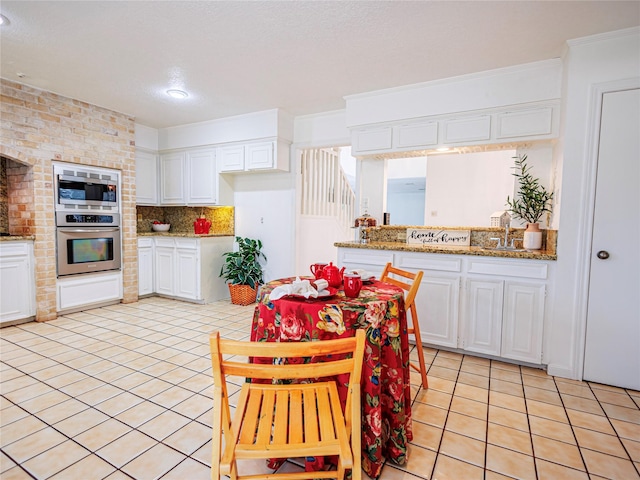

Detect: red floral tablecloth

[250,277,413,479]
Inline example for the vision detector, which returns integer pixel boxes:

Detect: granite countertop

[334,241,557,261]
[0,235,36,242]
[138,232,233,238]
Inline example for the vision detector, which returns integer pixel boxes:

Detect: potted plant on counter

[505,154,554,250]
[220,236,266,305]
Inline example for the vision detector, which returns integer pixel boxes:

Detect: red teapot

[194,217,211,234]
[322,262,345,288]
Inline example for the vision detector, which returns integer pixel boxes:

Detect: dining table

[250,276,414,479]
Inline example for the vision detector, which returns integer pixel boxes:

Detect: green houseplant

[505,154,553,250]
[220,236,266,305]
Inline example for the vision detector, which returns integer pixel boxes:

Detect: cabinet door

[415,276,460,348]
[186,149,217,204]
[394,122,438,150]
[175,247,200,300]
[154,246,175,295]
[159,153,185,204]
[463,278,503,356]
[135,150,158,205]
[501,281,545,364]
[351,127,393,154]
[444,115,491,143]
[219,145,245,172]
[138,245,154,296]
[0,253,34,322]
[246,142,274,170]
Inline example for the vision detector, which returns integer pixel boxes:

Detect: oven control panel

[56,212,120,227]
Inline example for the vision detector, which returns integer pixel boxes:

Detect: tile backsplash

[136,205,234,235]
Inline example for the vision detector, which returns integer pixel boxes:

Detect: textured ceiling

[1,1,638,129]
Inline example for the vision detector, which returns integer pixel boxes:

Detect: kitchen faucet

[490,213,515,249]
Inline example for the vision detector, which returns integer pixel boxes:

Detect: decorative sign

[406,228,471,246]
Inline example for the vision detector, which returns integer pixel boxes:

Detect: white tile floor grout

[1,297,639,479]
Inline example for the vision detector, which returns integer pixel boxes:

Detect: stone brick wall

[0,158,8,234]
[0,79,137,321]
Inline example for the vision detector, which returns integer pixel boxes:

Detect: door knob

[597,250,610,260]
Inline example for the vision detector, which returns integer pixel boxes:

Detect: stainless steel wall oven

[56,212,121,276]
[53,162,122,277]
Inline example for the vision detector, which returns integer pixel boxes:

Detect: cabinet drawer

[138,238,153,248]
[175,238,198,250]
[341,250,394,267]
[395,253,462,273]
[467,259,548,279]
[0,242,31,257]
[154,237,175,248]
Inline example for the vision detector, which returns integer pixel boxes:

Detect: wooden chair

[209,329,366,480]
[380,262,429,389]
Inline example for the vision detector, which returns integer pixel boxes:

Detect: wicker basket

[228,284,258,306]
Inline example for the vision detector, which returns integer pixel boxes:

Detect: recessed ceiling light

[167,89,188,99]
[0,14,9,26]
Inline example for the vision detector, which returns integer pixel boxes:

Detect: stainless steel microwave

[54,164,119,210]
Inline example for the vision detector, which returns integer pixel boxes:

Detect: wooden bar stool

[380,262,429,389]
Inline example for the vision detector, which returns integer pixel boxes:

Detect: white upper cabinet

[496,107,553,139]
[160,147,219,205]
[443,115,491,143]
[218,140,289,173]
[246,142,275,169]
[186,149,217,204]
[351,127,393,154]
[135,149,158,205]
[394,122,438,150]
[160,152,187,204]
[219,145,245,172]
[350,103,560,156]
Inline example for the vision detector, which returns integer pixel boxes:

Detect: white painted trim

[566,26,640,48]
[573,77,640,381]
[343,59,562,101]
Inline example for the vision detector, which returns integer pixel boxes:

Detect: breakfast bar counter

[334,240,557,261]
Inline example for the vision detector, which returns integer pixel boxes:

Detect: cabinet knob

[596,250,610,260]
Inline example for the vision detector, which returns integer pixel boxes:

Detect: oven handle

[58,228,120,233]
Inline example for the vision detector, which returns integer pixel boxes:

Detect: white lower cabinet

[501,281,545,364]
[0,241,35,324]
[338,247,552,365]
[57,271,123,312]
[138,238,154,296]
[462,279,504,356]
[139,236,232,303]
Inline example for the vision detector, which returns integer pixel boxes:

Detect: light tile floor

[1,297,639,480]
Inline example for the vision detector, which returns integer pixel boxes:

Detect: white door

[583,88,640,390]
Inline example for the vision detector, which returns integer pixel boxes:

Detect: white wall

[345,59,562,127]
[547,27,640,379]
[158,109,293,150]
[134,123,159,151]
[232,171,296,283]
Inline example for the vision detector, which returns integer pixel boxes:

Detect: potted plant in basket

[505,154,554,251]
[220,236,267,305]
